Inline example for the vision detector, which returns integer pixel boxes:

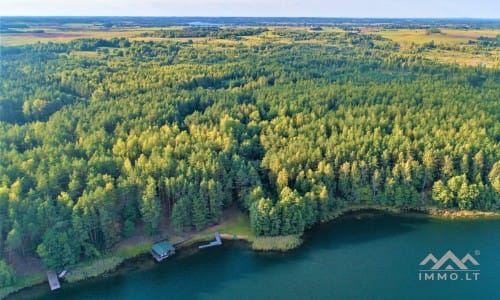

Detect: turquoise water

[13,213,500,299]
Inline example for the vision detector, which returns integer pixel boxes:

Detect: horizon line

[2,16,500,20]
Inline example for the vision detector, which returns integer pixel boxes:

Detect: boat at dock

[47,271,60,291]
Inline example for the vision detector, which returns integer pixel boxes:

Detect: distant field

[424,49,499,68]
[69,50,104,58]
[1,25,499,68]
[368,28,499,68]
[0,24,182,46]
[1,26,266,46]
[4,26,497,46]
[1,29,146,46]
[373,28,499,45]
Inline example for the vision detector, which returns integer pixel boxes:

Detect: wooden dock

[199,232,223,249]
[173,237,192,247]
[47,271,60,291]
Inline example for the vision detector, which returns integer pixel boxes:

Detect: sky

[0,0,499,18]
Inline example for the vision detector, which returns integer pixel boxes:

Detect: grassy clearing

[70,51,103,58]
[442,29,499,39]
[251,235,303,251]
[423,49,499,68]
[178,211,255,249]
[217,212,255,240]
[370,28,500,67]
[377,29,464,45]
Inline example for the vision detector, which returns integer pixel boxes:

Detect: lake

[11,213,500,299]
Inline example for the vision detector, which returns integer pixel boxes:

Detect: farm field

[1,29,149,46]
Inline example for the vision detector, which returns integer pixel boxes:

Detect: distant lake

[12,213,500,299]
[188,22,221,27]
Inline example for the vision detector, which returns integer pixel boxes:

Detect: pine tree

[208,179,223,222]
[171,196,192,233]
[457,182,479,210]
[139,177,161,235]
[192,194,209,230]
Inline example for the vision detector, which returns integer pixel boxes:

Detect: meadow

[375,28,499,45]
[370,28,499,67]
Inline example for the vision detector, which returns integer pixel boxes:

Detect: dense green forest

[0,27,499,277]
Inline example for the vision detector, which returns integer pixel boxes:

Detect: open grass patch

[218,213,254,239]
[70,50,103,58]
[424,49,499,68]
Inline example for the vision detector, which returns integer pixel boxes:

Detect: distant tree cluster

[139,27,268,40]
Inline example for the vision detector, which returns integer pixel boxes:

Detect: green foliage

[140,27,268,39]
[36,227,80,270]
[432,175,483,210]
[171,196,192,232]
[123,220,136,238]
[0,260,16,287]
[0,27,498,267]
[139,177,161,235]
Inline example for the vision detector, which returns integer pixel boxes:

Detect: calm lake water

[12,213,500,300]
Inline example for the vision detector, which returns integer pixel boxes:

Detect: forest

[0,25,499,282]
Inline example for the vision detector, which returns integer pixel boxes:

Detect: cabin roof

[152,241,175,255]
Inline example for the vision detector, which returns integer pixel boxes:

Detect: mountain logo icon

[419,250,479,270]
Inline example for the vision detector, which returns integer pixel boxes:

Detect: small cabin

[151,241,175,262]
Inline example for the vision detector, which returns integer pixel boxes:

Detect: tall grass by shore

[65,257,124,283]
[251,235,303,251]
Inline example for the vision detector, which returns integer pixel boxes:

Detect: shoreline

[322,205,500,221]
[2,206,498,299]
